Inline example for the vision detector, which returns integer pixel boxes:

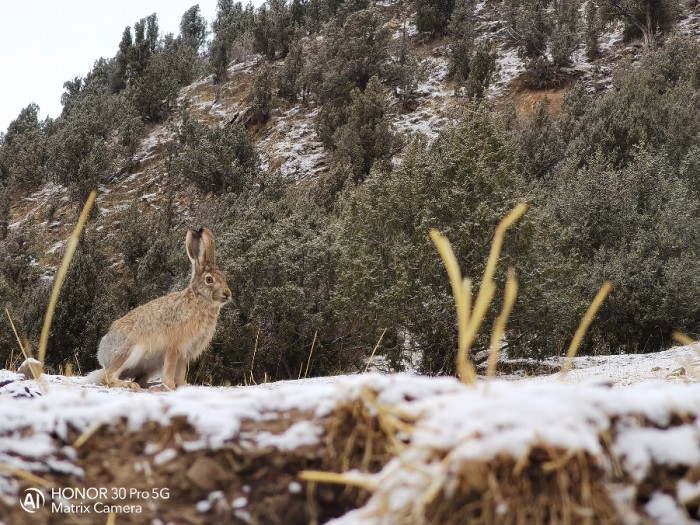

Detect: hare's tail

[82,368,105,385]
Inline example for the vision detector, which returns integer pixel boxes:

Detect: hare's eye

[205,275,214,285]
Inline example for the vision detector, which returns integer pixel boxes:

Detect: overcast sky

[0,0,226,133]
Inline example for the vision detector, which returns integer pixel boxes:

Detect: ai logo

[20,488,46,513]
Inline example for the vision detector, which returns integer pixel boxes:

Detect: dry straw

[486,268,518,379]
[364,328,388,373]
[0,463,52,488]
[430,203,528,384]
[561,280,612,375]
[251,327,260,383]
[303,331,318,379]
[5,308,37,381]
[38,190,97,372]
[672,331,700,357]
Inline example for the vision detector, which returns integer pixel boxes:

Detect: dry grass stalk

[561,280,612,375]
[248,326,261,385]
[38,190,97,371]
[73,422,105,449]
[360,387,414,454]
[429,230,475,383]
[672,331,700,357]
[0,463,52,488]
[486,268,518,379]
[298,470,377,491]
[430,203,528,385]
[364,328,388,373]
[304,330,318,379]
[5,308,40,384]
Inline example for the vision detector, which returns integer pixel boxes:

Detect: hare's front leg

[160,347,179,390]
[175,358,189,387]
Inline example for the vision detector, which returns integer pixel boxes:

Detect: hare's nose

[223,289,232,300]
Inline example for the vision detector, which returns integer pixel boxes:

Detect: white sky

[0,1,226,133]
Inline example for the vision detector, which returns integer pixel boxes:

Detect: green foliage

[449,13,497,102]
[9,5,700,383]
[210,0,255,83]
[585,0,601,60]
[415,0,456,35]
[519,150,700,355]
[253,0,294,60]
[509,40,700,356]
[336,103,524,373]
[516,99,564,181]
[171,112,259,194]
[306,8,390,147]
[551,0,579,68]
[305,8,390,105]
[448,0,476,80]
[128,45,180,122]
[50,90,136,201]
[277,36,306,102]
[0,104,50,188]
[180,4,208,51]
[113,201,187,311]
[112,27,133,93]
[386,21,421,108]
[565,41,700,168]
[505,0,580,83]
[0,230,38,292]
[43,233,110,372]
[599,0,679,47]
[506,0,551,59]
[0,185,8,240]
[332,76,398,181]
[196,176,353,384]
[462,42,497,98]
[250,60,274,124]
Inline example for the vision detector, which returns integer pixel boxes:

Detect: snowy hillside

[1,346,700,524]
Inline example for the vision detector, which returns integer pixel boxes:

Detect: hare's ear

[199,228,217,266]
[186,227,216,272]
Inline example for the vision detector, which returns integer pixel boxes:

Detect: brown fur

[87,228,231,390]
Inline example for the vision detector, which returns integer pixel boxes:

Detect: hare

[84,227,231,390]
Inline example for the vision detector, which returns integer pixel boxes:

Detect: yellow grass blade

[303,331,318,378]
[298,470,376,490]
[482,203,528,288]
[429,229,476,384]
[430,204,527,385]
[672,331,694,346]
[0,463,52,488]
[672,331,700,357]
[6,308,32,367]
[364,328,388,373]
[38,190,97,368]
[429,230,470,339]
[249,326,261,384]
[73,422,104,449]
[487,269,519,379]
[561,280,613,375]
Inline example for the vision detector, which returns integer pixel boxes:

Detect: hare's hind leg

[99,335,143,391]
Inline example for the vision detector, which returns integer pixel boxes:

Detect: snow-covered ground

[1,345,700,523]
